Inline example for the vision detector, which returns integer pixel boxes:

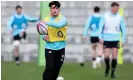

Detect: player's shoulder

[103,11,110,16]
[117,13,122,18]
[59,14,67,22]
[60,14,67,20]
[44,15,50,21]
[117,13,124,21]
[10,13,17,19]
[86,15,93,20]
[92,13,102,17]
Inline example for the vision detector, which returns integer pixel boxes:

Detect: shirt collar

[14,12,24,18]
[93,13,101,17]
[109,11,118,16]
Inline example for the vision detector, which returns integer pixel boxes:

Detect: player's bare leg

[13,41,20,65]
[91,43,97,68]
[96,43,103,68]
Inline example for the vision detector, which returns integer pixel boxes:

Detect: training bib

[44,14,67,42]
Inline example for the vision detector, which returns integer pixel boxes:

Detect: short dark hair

[49,1,61,8]
[16,5,22,9]
[94,6,100,12]
[111,2,119,7]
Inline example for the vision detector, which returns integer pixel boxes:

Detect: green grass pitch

[1,61,133,80]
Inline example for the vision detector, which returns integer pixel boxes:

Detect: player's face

[16,8,22,14]
[50,5,60,16]
[111,6,119,14]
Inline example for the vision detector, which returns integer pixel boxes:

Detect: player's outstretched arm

[24,14,39,22]
[46,16,67,28]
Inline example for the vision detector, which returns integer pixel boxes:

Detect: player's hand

[41,21,46,24]
[99,39,104,44]
[9,30,12,34]
[9,30,13,38]
[82,36,87,41]
[42,35,49,41]
[45,35,49,41]
[120,42,125,47]
[20,32,24,37]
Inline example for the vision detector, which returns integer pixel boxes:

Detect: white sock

[96,56,101,63]
[92,60,97,68]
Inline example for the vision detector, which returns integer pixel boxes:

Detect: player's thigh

[104,48,110,58]
[55,48,65,68]
[97,43,103,55]
[13,34,21,47]
[112,48,118,59]
[45,48,55,69]
[90,37,99,50]
[91,43,97,50]
[112,41,119,59]
[103,41,111,58]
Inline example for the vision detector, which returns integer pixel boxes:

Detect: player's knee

[14,46,19,51]
[104,53,110,58]
[13,40,20,47]
[92,44,97,49]
[43,67,55,77]
[112,55,117,59]
[104,56,109,59]
[112,53,118,59]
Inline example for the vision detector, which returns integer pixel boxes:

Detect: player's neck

[110,11,117,15]
[51,14,59,18]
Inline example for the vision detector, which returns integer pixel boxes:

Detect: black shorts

[104,41,120,48]
[90,37,99,43]
[45,48,65,71]
[13,32,27,41]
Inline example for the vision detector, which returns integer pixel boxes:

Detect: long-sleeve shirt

[98,11,126,43]
[83,13,101,37]
[41,15,67,50]
[7,12,39,36]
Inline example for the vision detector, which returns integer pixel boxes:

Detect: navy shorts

[13,32,27,41]
[103,41,120,49]
[90,37,99,43]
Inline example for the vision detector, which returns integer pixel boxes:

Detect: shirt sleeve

[7,15,14,31]
[46,16,67,28]
[120,17,126,43]
[24,14,39,22]
[83,16,92,37]
[98,16,105,39]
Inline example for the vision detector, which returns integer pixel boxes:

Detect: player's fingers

[122,43,125,47]
[41,21,46,24]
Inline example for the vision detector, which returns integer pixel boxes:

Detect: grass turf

[1,61,133,80]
